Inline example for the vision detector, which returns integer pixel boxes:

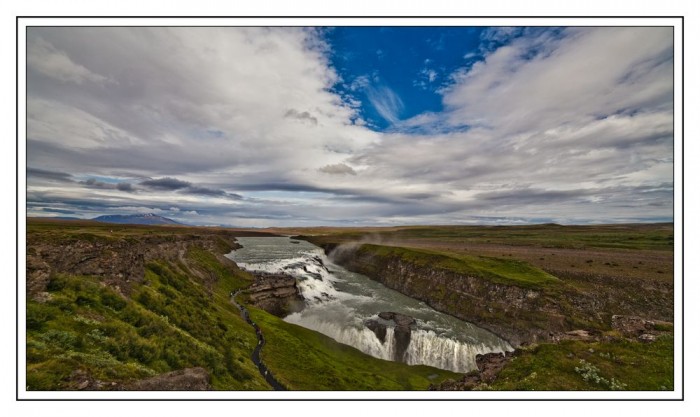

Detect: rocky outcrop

[611,314,672,343]
[364,312,416,361]
[611,315,657,337]
[562,329,596,341]
[382,312,416,361]
[246,273,305,317]
[364,319,387,344]
[429,351,516,390]
[378,311,416,327]
[365,311,416,362]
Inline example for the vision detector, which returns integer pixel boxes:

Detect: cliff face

[326,244,602,346]
[26,231,239,299]
[246,273,305,317]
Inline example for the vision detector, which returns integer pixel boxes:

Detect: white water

[228,237,512,373]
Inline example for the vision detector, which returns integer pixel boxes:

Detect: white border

[19,16,683,27]
[16,16,683,401]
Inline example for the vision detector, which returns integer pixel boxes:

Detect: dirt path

[231,291,287,391]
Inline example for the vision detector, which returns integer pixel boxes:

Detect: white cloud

[443,27,672,134]
[27,98,142,150]
[26,27,673,226]
[27,27,378,174]
[27,37,111,84]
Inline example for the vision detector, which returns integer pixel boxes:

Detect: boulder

[638,333,657,343]
[429,351,515,390]
[565,329,591,338]
[378,311,416,327]
[556,329,597,341]
[476,351,514,383]
[611,315,656,337]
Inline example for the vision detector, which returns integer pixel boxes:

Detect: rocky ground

[26,226,242,299]
[429,313,674,390]
[68,367,211,391]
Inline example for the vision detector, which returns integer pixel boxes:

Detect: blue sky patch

[325,27,487,130]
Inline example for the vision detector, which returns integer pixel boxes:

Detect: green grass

[26,245,268,390]
[26,217,279,247]
[490,335,674,391]
[358,244,559,289]
[186,246,252,296]
[391,224,673,251]
[299,223,674,252]
[249,308,461,390]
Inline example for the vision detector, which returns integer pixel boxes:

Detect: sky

[25,26,674,227]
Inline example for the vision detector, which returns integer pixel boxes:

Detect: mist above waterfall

[326,233,387,262]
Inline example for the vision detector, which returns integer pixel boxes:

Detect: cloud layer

[26,27,674,226]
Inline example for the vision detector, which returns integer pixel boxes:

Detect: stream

[230,290,286,390]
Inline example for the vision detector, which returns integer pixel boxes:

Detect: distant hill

[92,213,182,225]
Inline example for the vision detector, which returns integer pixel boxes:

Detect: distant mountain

[93,213,182,225]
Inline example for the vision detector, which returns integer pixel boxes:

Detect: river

[226,236,512,373]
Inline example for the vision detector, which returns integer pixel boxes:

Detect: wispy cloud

[366,85,404,125]
[27,167,73,183]
[414,67,439,90]
[28,37,112,84]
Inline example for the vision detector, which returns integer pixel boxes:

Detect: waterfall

[285,313,397,361]
[285,312,505,373]
[228,237,513,374]
[405,329,507,372]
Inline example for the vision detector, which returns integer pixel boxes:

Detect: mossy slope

[491,335,673,391]
[26,234,268,390]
